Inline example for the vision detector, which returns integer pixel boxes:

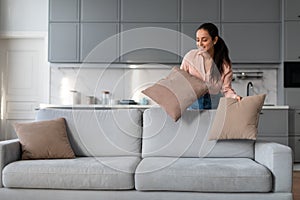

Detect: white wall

[0,0,49,140]
[0,0,48,32]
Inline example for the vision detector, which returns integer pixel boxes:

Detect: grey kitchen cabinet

[81,0,119,22]
[49,0,79,22]
[285,0,300,20]
[289,109,300,135]
[285,88,300,108]
[180,23,220,57]
[120,23,180,63]
[288,109,300,162]
[284,0,300,62]
[259,136,288,146]
[181,0,220,22]
[48,0,283,64]
[49,23,80,62]
[257,109,289,145]
[221,0,281,22]
[121,0,179,22]
[258,109,288,137]
[81,23,119,62]
[222,23,281,63]
[289,136,300,162]
[285,21,300,61]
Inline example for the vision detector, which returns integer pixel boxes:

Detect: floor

[294,171,300,200]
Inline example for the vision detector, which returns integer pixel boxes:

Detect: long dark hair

[197,23,231,80]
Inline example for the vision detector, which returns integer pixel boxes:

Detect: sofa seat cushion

[3,156,140,190]
[135,157,272,192]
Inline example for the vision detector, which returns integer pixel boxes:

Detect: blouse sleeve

[222,64,237,99]
[180,54,190,73]
[180,50,202,79]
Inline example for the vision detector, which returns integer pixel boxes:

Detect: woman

[180,23,241,109]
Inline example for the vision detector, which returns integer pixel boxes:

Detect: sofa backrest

[36,108,142,157]
[142,108,254,159]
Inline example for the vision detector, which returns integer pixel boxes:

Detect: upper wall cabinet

[221,0,281,63]
[49,0,79,22]
[222,23,281,63]
[49,0,80,62]
[49,23,80,62]
[121,0,179,22]
[80,0,119,62]
[81,23,119,62]
[120,23,180,63]
[120,0,180,63]
[81,0,119,22]
[285,0,300,61]
[285,0,300,20]
[48,0,282,64]
[285,21,300,61]
[181,0,220,22]
[222,0,281,22]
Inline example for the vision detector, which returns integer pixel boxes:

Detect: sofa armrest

[0,139,21,187]
[254,141,293,193]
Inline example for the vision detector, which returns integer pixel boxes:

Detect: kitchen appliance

[284,62,300,88]
[284,62,300,108]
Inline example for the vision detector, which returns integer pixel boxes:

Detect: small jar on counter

[86,96,96,104]
[70,90,81,104]
[102,91,110,105]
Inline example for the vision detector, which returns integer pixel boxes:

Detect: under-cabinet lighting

[128,65,139,69]
[233,71,263,80]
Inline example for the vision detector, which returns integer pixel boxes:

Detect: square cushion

[142,67,208,121]
[209,94,266,140]
[14,118,75,159]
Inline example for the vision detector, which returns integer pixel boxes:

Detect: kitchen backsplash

[50,64,278,105]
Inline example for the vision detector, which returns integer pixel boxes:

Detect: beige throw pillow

[209,94,266,140]
[14,118,75,160]
[142,67,208,121]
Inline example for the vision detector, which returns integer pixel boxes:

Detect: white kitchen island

[39,104,288,110]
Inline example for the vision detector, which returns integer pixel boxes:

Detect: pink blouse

[180,49,237,99]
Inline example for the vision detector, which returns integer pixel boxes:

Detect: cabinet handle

[260,112,264,115]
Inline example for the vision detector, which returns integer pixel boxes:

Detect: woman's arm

[180,58,189,72]
[180,50,205,80]
[222,64,241,100]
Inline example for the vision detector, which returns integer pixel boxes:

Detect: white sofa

[0,108,293,200]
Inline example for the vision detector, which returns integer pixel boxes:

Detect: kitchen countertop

[39,104,289,110]
[261,105,289,109]
[39,104,156,109]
